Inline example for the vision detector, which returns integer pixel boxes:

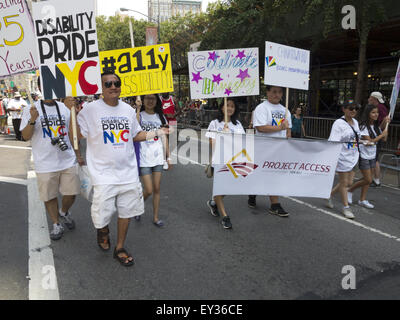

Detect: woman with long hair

[291,106,306,138]
[131,96,142,172]
[347,104,389,208]
[206,98,245,229]
[327,100,361,219]
[137,94,171,226]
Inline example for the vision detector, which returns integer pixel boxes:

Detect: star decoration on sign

[208,51,219,62]
[236,69,250,82]
[212,74,224,85]
[225,88,233,96]
[191,72,203,84]
[236,50,246,59]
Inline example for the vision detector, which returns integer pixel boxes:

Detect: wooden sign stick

[70,102,79,151]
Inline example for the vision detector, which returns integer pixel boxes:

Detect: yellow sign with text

[99,44,173,97]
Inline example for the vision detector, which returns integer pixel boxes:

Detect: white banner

[389,59,400,119]
[188,47,259,99]
[264,41,310,90]
[0,0,38,77]
[212,134,342,199]
[32,0,101,99]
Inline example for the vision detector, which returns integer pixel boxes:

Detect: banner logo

[218,149,258,178]
[266,56,276,67]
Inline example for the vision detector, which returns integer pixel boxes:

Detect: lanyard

[40,100,65,137]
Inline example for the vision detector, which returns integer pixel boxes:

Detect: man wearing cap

[368,91,389,187]
[7,92,27,140]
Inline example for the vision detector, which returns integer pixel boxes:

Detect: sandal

[97,226,110,251]
[153,220,164,227]
[113,248,134,267]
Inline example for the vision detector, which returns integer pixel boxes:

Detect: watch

[29,120,36,125]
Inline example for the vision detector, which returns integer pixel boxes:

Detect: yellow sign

[99,44,173,97]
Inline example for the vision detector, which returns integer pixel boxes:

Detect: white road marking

[27,170,60,300]
[0,145,31,150]
[0,176,27,185]
[175,152,400,243]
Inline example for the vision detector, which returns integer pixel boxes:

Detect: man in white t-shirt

[21,96,80,241]
[73,72,170,267]
[249,85,292,217]
[8,92,27,140]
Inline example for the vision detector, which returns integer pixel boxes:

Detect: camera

[51,137,69,151]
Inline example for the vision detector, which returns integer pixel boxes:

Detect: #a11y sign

[32,0,101,99]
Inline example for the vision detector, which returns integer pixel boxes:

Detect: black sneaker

[248,195,257,209]
[221,216,232,229]
[207,200,219,217]
[50,223,64,240]
[268,204,290,218]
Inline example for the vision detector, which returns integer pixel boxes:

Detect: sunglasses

[347,106,361,111]
[104,81,121,88]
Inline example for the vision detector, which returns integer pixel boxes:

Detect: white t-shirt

[329,117,360,172]
[20,101,77,173]
[205,119,246,139]
[77,99,142,186]
[8,98,27,119]
[359,125,378,160]
[253,100,292,138]
[139,111,166,168]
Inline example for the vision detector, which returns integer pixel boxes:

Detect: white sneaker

[347,192,353,205]
[50,223,64,240]
[326,198,334,209]
[163,160,169,171]
[358,200,375,209]
[342,207,355,219]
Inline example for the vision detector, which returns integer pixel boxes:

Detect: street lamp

[120,7,160,44]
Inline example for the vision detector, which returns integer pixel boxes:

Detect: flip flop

[153,220,164,227]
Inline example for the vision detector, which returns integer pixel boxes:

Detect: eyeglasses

[104,81,121,88]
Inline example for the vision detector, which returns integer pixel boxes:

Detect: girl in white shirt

[327,100,361,219]
[138,94,171,227]
[205,98,245,230]
[347,104,389,209]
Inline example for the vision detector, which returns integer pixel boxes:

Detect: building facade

[148,0,202,23]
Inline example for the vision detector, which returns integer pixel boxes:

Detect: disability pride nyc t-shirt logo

[102,116,130,147]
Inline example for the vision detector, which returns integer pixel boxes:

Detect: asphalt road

[1,130,400,300]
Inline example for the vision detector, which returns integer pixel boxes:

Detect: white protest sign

[32,0,101,99]
[264,41,310,90]
[389,59,400,119]
[0,0,38,77]
[212,134,341,199]
[188,48,259,99]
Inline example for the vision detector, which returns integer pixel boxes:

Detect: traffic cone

[7,128,10,135]
[396,141,400,156]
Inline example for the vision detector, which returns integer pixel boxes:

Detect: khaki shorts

[36,166,80,202]
[91,183,144,229]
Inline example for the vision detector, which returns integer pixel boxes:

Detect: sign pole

[70,104,79,151]
[285,87,290,119]
[224,97,228,130]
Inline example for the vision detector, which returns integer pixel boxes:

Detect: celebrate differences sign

[188,47,259,99]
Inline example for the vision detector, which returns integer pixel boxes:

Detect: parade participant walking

[7,92,27,140]
[326,100,361,219]
[0,95,8,134]
[368,92,389,187]
[160,92,180,126]
[131,96,142,171]
[137,94,171,227]
[74,72,169,267]
[206,98,245,229]
[248,86,292,216]
[291,106,306,138]
[20,96,79,240]
[347,105,390,208]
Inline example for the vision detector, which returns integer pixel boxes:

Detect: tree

[96,15,153,51]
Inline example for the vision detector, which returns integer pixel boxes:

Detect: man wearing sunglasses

[71,72,170,267]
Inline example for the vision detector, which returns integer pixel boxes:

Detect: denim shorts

[359,158,376,170]
[140,165,163,176]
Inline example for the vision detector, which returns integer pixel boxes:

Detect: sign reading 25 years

[100,44,174,97]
